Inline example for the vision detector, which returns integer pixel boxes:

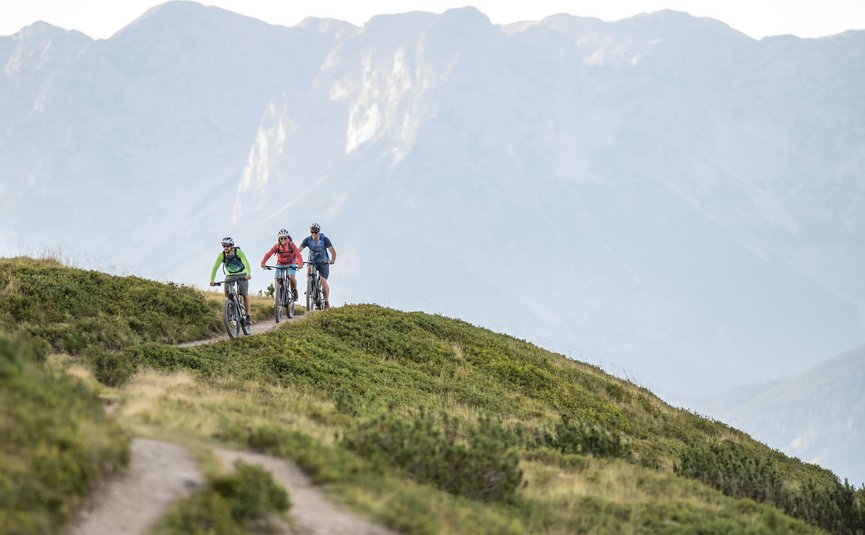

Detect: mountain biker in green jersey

[209,237,252,325]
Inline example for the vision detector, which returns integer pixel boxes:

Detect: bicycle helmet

[310,223,321,233]
[221,237,235,247]
[277,229,291,240]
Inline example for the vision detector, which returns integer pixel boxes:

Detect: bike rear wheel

[223,298,240,338]
[286,289,295,319]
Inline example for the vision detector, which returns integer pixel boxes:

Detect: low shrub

[545,413,632,459]
[153,460,290,534]
[83,346,137,386]
[676,440,865,533]
[342,409,523,502]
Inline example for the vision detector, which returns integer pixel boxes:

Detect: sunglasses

[279,237,288,240]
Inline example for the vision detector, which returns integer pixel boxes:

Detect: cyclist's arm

[323,236,335,264]
[210,253,222,283]
[290,241,303,266]
[260,244,277,267]
[236,249,252,277]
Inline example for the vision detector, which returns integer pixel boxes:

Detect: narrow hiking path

[178,316,284,347]
[179,306,315,348]
[68,438,204,535]
[70,307,397,535]
[212,447,399,535]
[68,438,399,535]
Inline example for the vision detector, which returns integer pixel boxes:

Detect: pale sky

[1,0,864,40]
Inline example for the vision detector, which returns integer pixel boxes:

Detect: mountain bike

[305,261,326,311]
[213,279,251,338]
[263,265,295,322]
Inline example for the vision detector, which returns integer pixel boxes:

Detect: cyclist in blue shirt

[298,223,336,309]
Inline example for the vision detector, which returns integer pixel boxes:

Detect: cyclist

[260,229,302,301]
[209,237,253,325]
[298,223,336,309]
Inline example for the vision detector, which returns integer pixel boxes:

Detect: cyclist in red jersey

[260,229,303,301]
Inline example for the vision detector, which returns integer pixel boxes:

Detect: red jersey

[261,240,302,266]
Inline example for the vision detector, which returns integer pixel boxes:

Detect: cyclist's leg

[286,265,298,298]
[317,263,331,302]
[321,276,330,301]
[236,278,251,318]
[312,263,329,308]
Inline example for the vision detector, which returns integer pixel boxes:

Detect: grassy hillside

[2,258,864,534]
[0,257,224,353]
[0,256,222,533]
[0,334,128,533]
[119,306,863,533]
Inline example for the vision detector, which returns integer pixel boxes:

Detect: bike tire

[224,298,239,339]
[306,278,314,311]
[241,308,251,336]
[287,291,295,319]
[274,285,284,323]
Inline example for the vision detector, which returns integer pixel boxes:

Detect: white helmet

[221,237,234,247]
[277,229,290,239]
[310,223,321,233]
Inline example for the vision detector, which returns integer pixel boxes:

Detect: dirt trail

[68,439,398,535]
[70,307,394,535]
[178,314,293,348]
[212,447,399,535]
[68,438,204,535]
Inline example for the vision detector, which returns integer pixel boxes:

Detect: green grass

[118,305,856,533]
[0,334,129,534]
[0,257,223,353]
[2,258,863,534]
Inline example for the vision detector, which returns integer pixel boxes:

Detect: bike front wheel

[223,298,240,339]
[274,285,285,323]
[241,307,251,335]
[306,278,314,312]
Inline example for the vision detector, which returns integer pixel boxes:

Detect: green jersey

[210,247,251,282]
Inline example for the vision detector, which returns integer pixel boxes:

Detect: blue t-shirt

[301,234,333,264]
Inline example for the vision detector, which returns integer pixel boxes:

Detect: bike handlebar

[212,278,248,285]
[262,264,298,270]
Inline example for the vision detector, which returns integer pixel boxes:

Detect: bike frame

[263,265,296,321]
[214,278,250,337]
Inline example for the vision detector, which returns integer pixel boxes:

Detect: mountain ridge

[1,0,863,434]
[695,345,865,487]
[1,257,862,533]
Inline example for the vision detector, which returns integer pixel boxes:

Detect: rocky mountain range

[2,1,863,414]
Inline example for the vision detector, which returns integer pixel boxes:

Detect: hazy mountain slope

[1,3,863,403]
[0,1,355,278]
[696,345,865,487]
[229,7,865,398]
